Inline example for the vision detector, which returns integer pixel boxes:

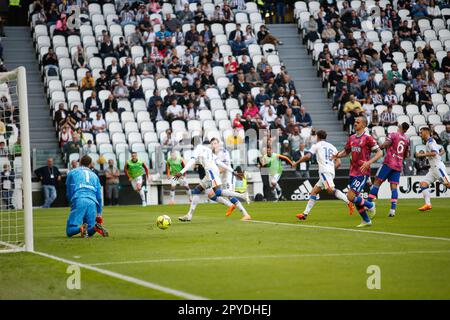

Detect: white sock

[272,188,279,199]
[186,188,192,197]
[215,196,233,207]
[422,188,431,205]
[304,197,317,214]
[139,189,146,202]
[334,189,349,204]
[170,190,175,202]
[221,189,247,201]
[187,195,199,218]
[275,184,282,194]
[236,201,249,216]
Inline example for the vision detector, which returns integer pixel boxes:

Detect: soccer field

[1,199,450,300]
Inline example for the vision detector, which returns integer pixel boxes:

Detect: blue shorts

[66,198,97,231]
[376,164,401,184]
[348,176,368,194]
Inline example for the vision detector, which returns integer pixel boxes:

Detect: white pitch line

[33,251,209,300]
[88,250,450,266]
[247,220,450,242]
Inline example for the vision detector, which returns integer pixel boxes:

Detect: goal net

[0,67,34,253]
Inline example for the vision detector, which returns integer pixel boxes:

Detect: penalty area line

[33,251,209,300]
[247,220,450,242]
[87,250,450,266]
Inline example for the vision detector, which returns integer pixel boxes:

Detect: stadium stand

[27,0,311,172]
[295,0,450,162]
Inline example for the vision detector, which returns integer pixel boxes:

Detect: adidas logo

[291,181,314,201]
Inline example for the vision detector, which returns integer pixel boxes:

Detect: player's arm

[292,152,312,168]
[331,149,349,160]
[124,163,131,181]
[178,157,196,177]
[95,175,103,216]
[95,175,103,224]
[277,154,294,166]
[166,162,171,178]
[143,162,150,182]
[415,151,437,158]
[334,157,342,169]
[181,159,187,176]
[65,172,73,204]
[439,146,445,156]
[379,137,393,150]
[216,159,234,174]
[361,146,383,172]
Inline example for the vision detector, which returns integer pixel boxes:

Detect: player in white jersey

[291,130,355,220]
[174,139,251,221]
[416,127,450,211]
[210,139,234,191]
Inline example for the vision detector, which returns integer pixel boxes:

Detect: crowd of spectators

[309,0,450,135]
[29,0,316,170]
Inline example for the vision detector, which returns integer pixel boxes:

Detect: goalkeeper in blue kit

[66,155,108,237]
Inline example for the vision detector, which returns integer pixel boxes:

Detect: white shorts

[221,172,234,191]
[200,166,222,190]
[423,164,450,185]
[131,176,143,190]
[315,172,335,190]
[269,174,281,185]
[171,175,189,188]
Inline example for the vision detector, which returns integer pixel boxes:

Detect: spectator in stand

[166,99,185,122]
[76,114,92,133]
[418,84,434,112]
[321,22,337,43]
[411,0,430,21]
[81,139,96,156]
[84,91,102,114]
[230,35,248,56]
[104,94,119,114]
[441,51,450,73]
[225,56,238,79]
[129,81,145,101]
[113,79,130,100]
[42,47,58,74]
[91,112,106,135]
[296,106,312,127]
[99,34,116,59]
[369,109,380,128]
[379,104,398,127]
[72,45,88,70]
[438,72,450,95]
[402,85,417,106]
[150,99,167,123]
[35,158,61,208]
[343,94,363,132]
[304,15,319,44]
[80,71,95,93]
[257,25,283,46]
[63,134,82,162]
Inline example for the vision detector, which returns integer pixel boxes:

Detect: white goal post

[0,67,34,253]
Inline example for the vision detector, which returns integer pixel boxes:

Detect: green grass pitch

[1,199,450,299]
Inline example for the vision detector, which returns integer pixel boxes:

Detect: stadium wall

[30,174,450,208]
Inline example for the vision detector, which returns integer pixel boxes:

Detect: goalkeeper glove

[96,216,103,224]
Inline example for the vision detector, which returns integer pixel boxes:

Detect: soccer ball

[156,215,171,230]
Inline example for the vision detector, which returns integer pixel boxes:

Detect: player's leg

[84,200,98,237]
[66,201,86,237]
[112,185,119,205]
[169,179,177,205]
[179,185,204,221]
[389,183,398,217]
[179,177,192,201]
[347,177,372,227]
[296,185,322,220]
[230,197,251,220]
[368,165,388,203]
[418,169,436,211]
[132,176,146,206]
